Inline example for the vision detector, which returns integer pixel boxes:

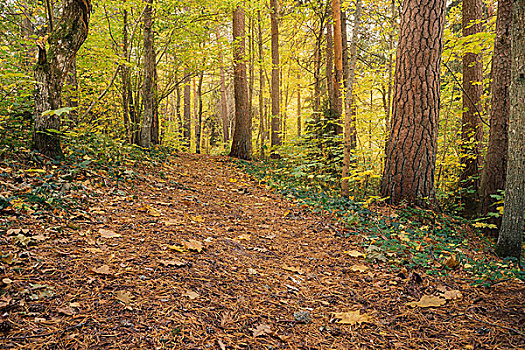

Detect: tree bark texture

[229,5,252,160]
[480,0,512,225]
[325,4,335,109]
[460,0,484,217]
[270,0,281,150]
[380,0,446,208]
[195,72,204,154]
[140,0,155,148]
[342,0,361,197]
[496,0,525,262]
[258,10,265,157]
[33,0,91,159]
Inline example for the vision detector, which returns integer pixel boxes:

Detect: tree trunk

[313,16,324,114]
[229,5,252,160]
[297,72,301,137]
[183,68,191,149]
[342,0,361,197]
[325,4,335,109]
[332,0,343,134]
[258,10,265,157]
[460,0,484,217]
[140,0,155,148]
[121,9,130,142]
[33,0,91,159]
[195,72,204,154]
[217,29,230,142]
[496,0,525,262]
[270,0,281,152]
[480,0,512,230]
[380,0,446,208]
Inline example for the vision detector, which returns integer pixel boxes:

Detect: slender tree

[258,10,266,157]
[229,5,252,160]
[332,0,343,133]
[33,0,91,158]
[460,0,484,217]
[342,0,361,197]
[270,0,281,152]
[140,0,155,148]
[217,29,230,142]
[380,0,446,208]
[496,0,525,262]
[183,68,191,149]
[480,0,512,230]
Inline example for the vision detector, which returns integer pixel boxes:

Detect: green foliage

[238,159,524,285]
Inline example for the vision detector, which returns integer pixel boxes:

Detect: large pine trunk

[496,0,525,261]
[480,0,512,229]
[33,0,91,159]
[460,0,484,217]
[380,0,446,208]
[229,5,252,160]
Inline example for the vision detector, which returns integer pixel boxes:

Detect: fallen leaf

[69,302,81,308]
[161,219,181,226]
[85,247,104,253]
[167,245,186,252]
[444,254,460,269]
[183,239,203,252]
[91,264,112,275]
[32,234,48,241]
[263,233,276,240]
[332,310,373,325]
[344,250,365,258]
[252,323,271,337]
[115,290,133,304]
[407,295,446,308]
[248,268,258,275]
[99,229,121,238]
[350,264,369,273]
[218,339,226,350]
[220,311,235,328]
[190,215,205,223]
[236,234,251,240]
[2,278,13,285]
[160,259,186,267]
[147,206,161,217]
[57,306,75,315]
[182,290,199,300]
[441,290,463,300]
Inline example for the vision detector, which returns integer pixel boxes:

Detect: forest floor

[0,153,524,349]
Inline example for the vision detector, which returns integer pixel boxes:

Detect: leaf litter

[0,154,523,349]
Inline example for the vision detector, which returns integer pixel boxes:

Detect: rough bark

[195,72,204,154]
[229,5,252,160]
[140,0,155,148]
[380,0,446,208]
[480,0,512,229]
[33,0,91,159]
[270,0,281,151]
[460,0,484,217]
[342,0,361,197]
[496,0,525,262]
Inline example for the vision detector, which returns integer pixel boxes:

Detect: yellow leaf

[147,206,161,217]
[229,178,238,183]
[407,295,446,308]
[332,310,373,325]
[236,234,251,240]
[191,215,205,223]
[167,245,186,253]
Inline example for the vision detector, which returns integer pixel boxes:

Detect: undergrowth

[238,159,525,286]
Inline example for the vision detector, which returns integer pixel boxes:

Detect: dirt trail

[1,154,523,349]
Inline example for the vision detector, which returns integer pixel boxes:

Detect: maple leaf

[407,295,446,308]
[332,310,373,325]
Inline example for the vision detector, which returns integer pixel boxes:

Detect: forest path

[1,154,523,349]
